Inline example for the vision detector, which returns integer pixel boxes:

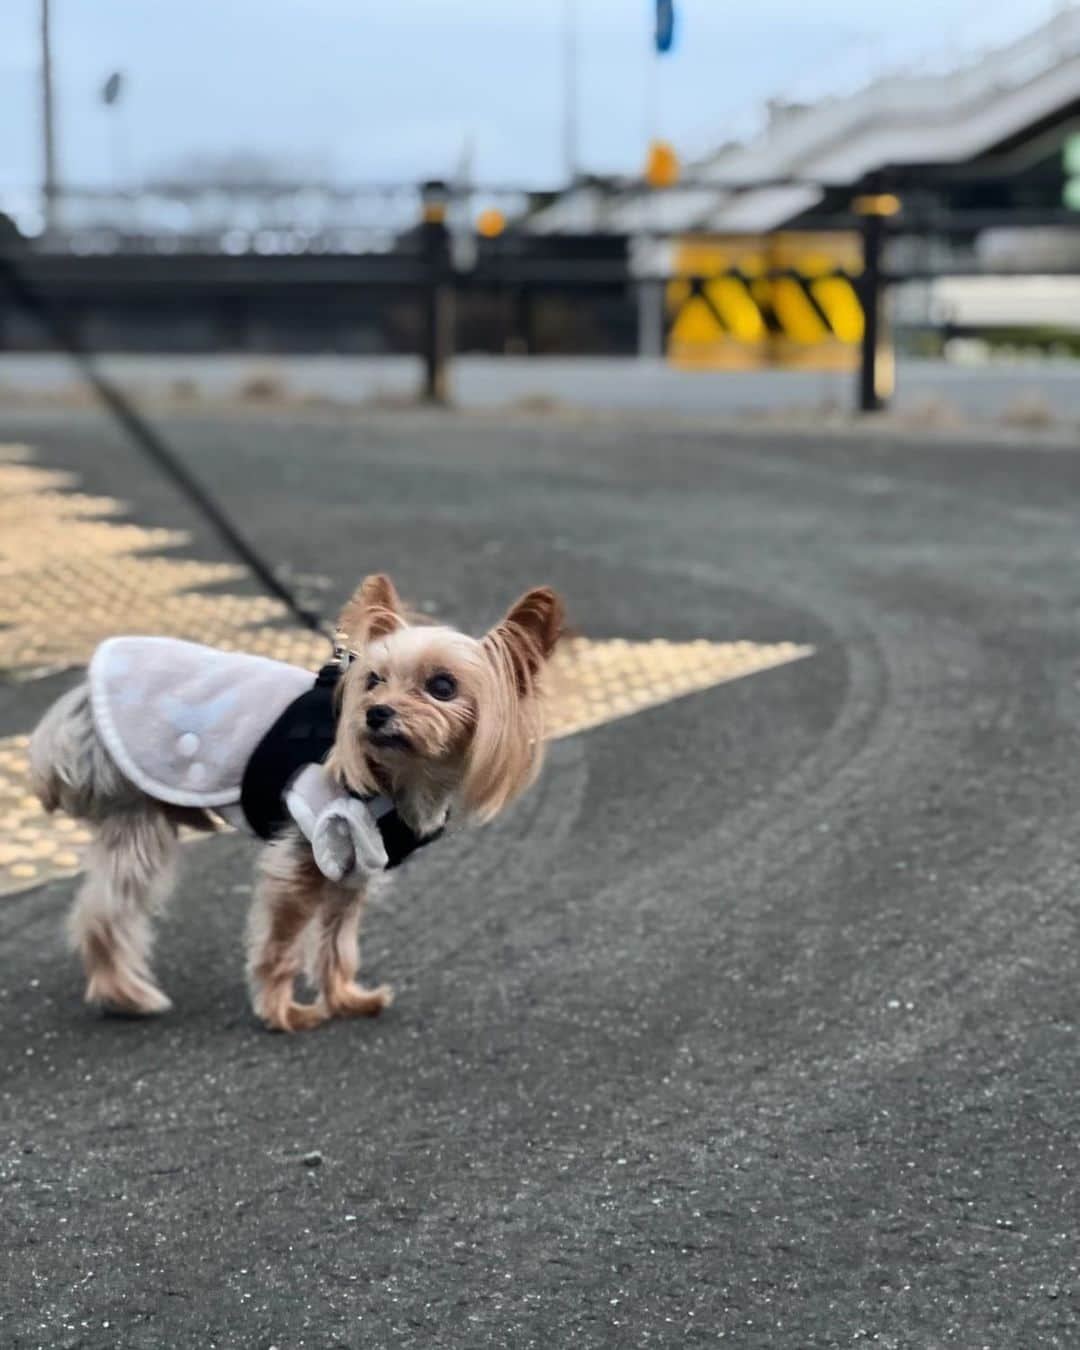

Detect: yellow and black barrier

[666,232,873,373]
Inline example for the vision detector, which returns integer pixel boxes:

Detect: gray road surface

[2,352,1080,424]
[2,405,1080,1348]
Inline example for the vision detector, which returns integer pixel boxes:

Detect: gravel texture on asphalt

[2,406,1079,1348]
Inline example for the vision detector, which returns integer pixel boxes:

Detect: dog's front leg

[247,832,329,1032]
[313,882,393,1018]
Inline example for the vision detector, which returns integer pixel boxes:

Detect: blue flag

[655,0,676,54]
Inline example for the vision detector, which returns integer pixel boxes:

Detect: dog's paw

[86,974,173,1017]
[255,993,330,1033]
[325,982,394,1018]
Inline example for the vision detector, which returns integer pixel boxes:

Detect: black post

[420,179,454,403]
[853,183,899,414]
[857,207,884,413]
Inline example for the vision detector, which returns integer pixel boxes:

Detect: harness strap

[240,662,442,868]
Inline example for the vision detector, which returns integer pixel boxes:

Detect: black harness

[239,660,443,869]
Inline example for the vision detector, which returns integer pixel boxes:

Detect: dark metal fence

[2,175,1077,414]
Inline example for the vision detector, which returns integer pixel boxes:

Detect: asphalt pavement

[4,353,1080,425]
[2,404,1080,1348]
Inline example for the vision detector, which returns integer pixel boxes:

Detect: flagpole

[640,2,677,359]
[646,28,659,150]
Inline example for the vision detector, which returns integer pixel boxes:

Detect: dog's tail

[31,681,221,832]
[28,681,125,817]
[30,683,85,812]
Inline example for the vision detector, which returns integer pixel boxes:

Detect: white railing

[699,7,1080,183]
[535,6,1080,235]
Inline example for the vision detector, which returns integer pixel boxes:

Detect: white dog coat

[88,636,313,812]
[86,635,439,875]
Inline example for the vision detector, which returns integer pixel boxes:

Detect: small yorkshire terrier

[29,575,564,1031]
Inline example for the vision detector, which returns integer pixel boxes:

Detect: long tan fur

[31,574,565,1031]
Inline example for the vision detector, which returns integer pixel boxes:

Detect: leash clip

[331,628,356,671]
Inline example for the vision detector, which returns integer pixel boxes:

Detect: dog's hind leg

[70,809,178,1015]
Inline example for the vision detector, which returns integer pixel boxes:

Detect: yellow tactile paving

[0,442,813,895]
[0,520,187,572]
[544,635,812,739]
[0,557,286,675]
[0,489,127,526]
[0,735,94,895]
[0,462,80,494]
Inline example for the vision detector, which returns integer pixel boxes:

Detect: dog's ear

[338,573,407,646]
[484,586,564,694]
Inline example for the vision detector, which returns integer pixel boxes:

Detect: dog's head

[328,574,564,825]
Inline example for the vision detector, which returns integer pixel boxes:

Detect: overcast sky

[0,0,1069,194]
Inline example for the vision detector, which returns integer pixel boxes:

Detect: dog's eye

[426,672,457,701]
[365,671,383,691]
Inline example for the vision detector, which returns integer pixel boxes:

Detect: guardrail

[2,178,1077,414]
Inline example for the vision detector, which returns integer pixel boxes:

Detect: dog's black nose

[366,704,395,730]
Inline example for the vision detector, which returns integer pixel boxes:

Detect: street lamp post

[563,0,579,186]
[102,71,127,192]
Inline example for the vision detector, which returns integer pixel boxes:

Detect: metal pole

[108,103,129,192]
[420,180,453,404]
[563,0,578,185]
[853,187,900,414]
[637,279,664,358]
[40,0,58,235]
[857,209,883,413]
